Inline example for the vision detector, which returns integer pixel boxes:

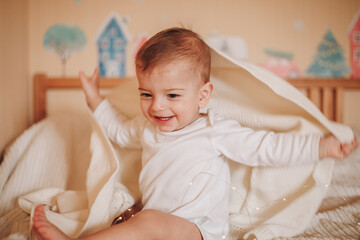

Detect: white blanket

[0,47,356,240]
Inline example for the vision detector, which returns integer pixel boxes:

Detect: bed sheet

[278,126,360,239]
[0,114,359,240]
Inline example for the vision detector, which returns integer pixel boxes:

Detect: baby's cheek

[140,105,150,119]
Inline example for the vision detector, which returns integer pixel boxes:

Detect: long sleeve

[211,118,321,167]
[93,99,143,149]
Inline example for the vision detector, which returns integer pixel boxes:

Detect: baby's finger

[91,68,99,84]
[341,143,353,157]
[341,138,358,158]
[79,71,88,84]
[353,136,359,148]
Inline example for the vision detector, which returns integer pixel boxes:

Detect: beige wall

[1,0,360,152]
[0,0,29,152]
[28,0,360,76]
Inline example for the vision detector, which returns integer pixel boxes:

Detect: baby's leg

[32,205,71,240]
[33,206,202,240]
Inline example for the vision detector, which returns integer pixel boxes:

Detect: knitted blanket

[0,47,358,240]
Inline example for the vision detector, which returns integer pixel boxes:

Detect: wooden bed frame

[33,74,132,122]
[288,78,360,122]
[33,73,360,123]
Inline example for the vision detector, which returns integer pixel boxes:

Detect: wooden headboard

[33,74,132,122]
[33,74,360,123]
[289,78,360,122]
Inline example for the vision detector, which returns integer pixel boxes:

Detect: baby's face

[137,61,212,132]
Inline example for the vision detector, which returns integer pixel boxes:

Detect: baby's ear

[199,82,213,108]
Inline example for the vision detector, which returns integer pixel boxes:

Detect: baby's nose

[151,98,165,111]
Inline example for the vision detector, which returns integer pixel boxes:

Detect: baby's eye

[168,94,180,99]
[140,93,152,98]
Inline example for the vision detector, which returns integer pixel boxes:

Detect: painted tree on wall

[43,24,86,76]
[307,29,349,77]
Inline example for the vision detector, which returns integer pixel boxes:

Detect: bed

[1,63,360,239]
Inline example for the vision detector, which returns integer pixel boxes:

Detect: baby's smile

[153,115,174,122]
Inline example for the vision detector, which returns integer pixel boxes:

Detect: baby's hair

[135,27,211,83]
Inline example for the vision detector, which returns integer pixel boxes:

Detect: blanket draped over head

[0,46,354,240]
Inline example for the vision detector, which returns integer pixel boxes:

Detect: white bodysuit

[94,99,320,240]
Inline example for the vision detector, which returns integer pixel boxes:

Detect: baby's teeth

[159,117,170,120]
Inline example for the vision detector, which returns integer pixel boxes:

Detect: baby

[32,27,358,240]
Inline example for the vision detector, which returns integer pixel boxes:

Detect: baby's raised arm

[79,68,104,111]
[319,135,358,160]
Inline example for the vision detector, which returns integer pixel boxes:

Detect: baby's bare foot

[32,205,71,240]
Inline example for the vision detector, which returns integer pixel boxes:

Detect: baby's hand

[319,135,358,160]
[79,68,104,111]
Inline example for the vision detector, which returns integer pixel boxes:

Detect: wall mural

[261,49,301,78]
[96,13,131,77]
[43,24,87,76]
[348,9,360,78]
[207,31,248,61]
[41,4,357,80]
[307,29,350,78]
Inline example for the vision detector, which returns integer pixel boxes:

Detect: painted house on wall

[96,13,131,77]
[348,9,360,78]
